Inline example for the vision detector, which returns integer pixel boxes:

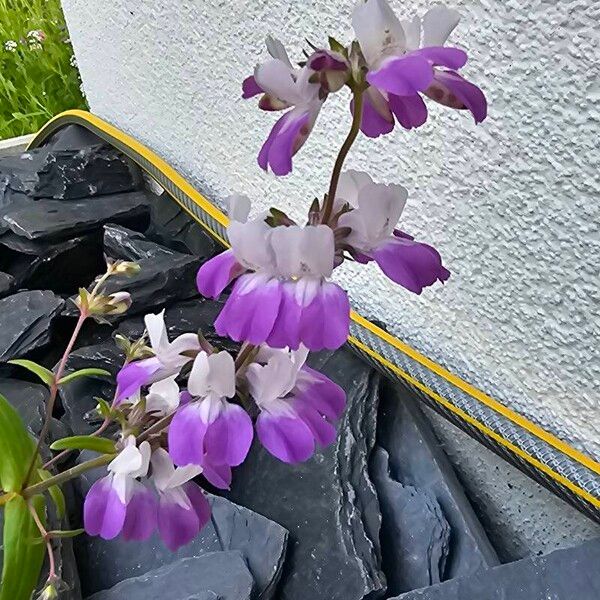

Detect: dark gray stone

[0,290,64,362]
[58,342,123,435]
[145,193,220,258]
[45,124,106,152]
[391,537,600,600]
[0,188,31,233]
[33,144,142,200]
[0,149,48,194]
[371,448,450,594]
[73,453,288,600]
[228,348,386,600]
[0,271,14,297]
[86,552,253,600]
[2,191,149,240]
[375,383,498,594]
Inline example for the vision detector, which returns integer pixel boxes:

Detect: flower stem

[28,500,56,580]
[321,87,364,225]
[22,310,88,489]
[22,453,115,499]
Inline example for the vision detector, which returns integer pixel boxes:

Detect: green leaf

[0,394,36,492]
[96,398,113,418]
[50,435,116,454]
[7,359,54,386]
[0,494,46,600]
[47,528,85,539]
[37,469,66,519]
[58,368,111,385]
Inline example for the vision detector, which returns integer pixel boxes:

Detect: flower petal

[184,482,211,531]
[293,403,337,447]
[122,482,158,541]
[354,91,394,138]
[367,53,433,96]
[415,46,467,70]
[256,412,315,463]
[201,460,233,490]
[388,93,428,129]
[158,492,199,551]
[196,250,244,299]
[146,375,180,416]
[299,367,346,420]
[204,402,254,466]
[421,5,461,47]
[242,75,263,99]
[84,476,126,540]
[115,357,162,402]
[168,404,208,467]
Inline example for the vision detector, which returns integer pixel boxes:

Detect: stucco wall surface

[61,0,599,459]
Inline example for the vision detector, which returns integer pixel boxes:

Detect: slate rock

[0,271,14,297]
[86,552,254,600]
[0,290,64,362]
[0,232,104,293]
[0,187,31,233]
[87,224,200,317]
[228,348,386,600]
[33,144,142,200]
[3,191,150,240]
[375,383,498,593]
[0,148,48,193]
[73,452,288,600]
[371,448,450,594]
[45,124,106,152]
[145,192,220,258]
[58,342,123,435]
[391,537,600,600]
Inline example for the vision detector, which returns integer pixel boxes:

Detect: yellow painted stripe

[350,336,600,508]
[29,110,600,489]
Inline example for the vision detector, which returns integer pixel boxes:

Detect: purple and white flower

[116,310,200,402]
[243,36,324,176]
[84,437,156,541]
[168,349,253,485]
[150,449,211,551]
[245,345,346,463]
[197,197,351,351]
[352,0,487,137]
[336,170,450,293]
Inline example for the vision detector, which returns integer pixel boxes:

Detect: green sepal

[7,359,54,387]
[328,36,347,56]
[50,435,116,455]
[0,494,46,600]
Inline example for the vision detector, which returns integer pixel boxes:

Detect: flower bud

[308,49,350,94]
[104,292,133,315]
[111,261,141,277]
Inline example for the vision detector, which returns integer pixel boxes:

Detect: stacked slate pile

[1,126,598,600]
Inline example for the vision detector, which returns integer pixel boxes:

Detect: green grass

[0,0,87,139]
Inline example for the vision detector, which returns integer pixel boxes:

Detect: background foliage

[0,0,87,139]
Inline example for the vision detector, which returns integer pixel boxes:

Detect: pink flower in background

[245,346,346,463]
[243,36,324,176]
[352,0,487,137]
[336,170,449,293]
[84,438,156,541]
[197,196,350,351]
[150,449,211,552]
[116,310,200,401]
[168,349,253,485]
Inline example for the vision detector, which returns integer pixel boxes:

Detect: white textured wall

[61,0,600,459]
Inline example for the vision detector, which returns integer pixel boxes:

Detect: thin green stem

[321,87,365,225]
[28,500,56,580]
[22,453,115,499]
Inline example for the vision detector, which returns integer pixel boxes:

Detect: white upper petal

[246,353,299,406]
[227,194,252,223]
[265,35,293,67]
[188,351,235,399]
[335,170,374,210]
[145,310,168,353]
[146,375,180,416]
[228,217,275,271]
[109,439,150,479]
[151,448,202,492]
[421,4,460,47]
[254,59,300,104]
[352,0,407,67]
[166,333,201,367]
[401,15,422,51]
[270,225,334,278]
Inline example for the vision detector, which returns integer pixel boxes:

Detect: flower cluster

[74,0,484,559]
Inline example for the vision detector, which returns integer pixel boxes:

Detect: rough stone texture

[145,192,220,258]
[0,271,14,297]
[73,451,288,599]
[376,383,498,591]
[86,552,254,600]
[3,191,149,240]
[60,0,600,464]
[228,348,386,600]
[33,144,141,200]
[390,537,600,600]
[0,290,64,361]
[0,149,47,194]
[423,406,600,561]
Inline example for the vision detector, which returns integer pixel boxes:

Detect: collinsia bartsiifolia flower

[197,196,351,350]
[335,170,450,293]
[168,349,253,485]
[352,0,487,136]
[116,309,200,401]
[245,345,346,463]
